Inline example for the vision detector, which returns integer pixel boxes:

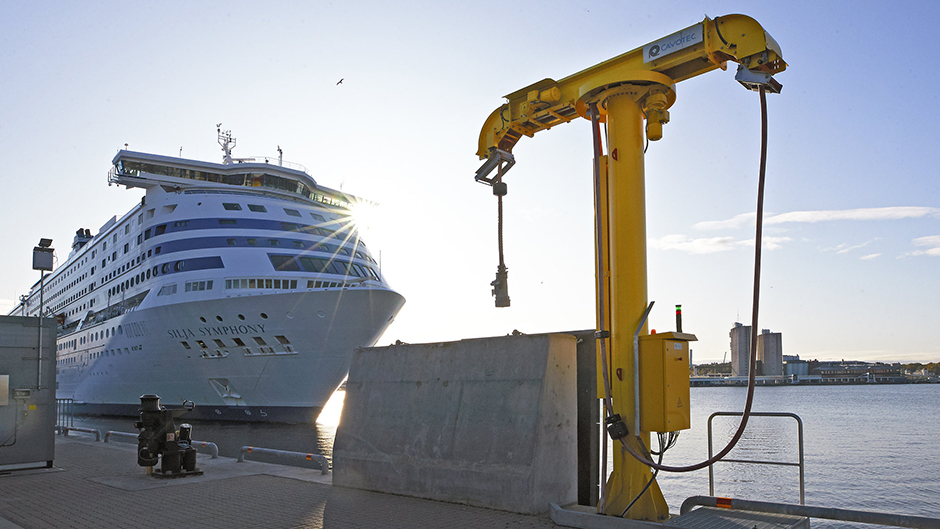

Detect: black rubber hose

[622,436,666,516]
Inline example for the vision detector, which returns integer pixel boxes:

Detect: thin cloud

[695,207,939,230]
[860,253,882,260]
[826,239,879,254]
[650,235,791,254]
[768,207,939,224]
[759,236,792,250]
[836,241,869,254]
[694,213,754,231]
[910,235,940,257]
[735,236,792,250]
[649,235,740,254]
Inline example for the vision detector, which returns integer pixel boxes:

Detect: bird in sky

[337,78,344,85]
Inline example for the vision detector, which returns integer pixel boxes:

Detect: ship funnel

[72,228,93,251]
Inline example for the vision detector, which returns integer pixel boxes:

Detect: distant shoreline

[690,377,938,387]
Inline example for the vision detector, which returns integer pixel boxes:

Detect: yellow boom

[476,14,785,170]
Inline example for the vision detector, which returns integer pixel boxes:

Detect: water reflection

[72,390,346,470]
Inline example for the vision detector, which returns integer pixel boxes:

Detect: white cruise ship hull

[58,288,404,422]
[14,142,409,423]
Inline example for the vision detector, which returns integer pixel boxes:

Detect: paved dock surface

[0,436,559,529]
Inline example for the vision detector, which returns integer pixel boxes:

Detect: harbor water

[653,384,940,527]
[73,384,940,526]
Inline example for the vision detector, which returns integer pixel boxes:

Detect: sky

[0,0,937,364]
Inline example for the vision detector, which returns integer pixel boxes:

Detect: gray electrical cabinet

[0,315,56,470]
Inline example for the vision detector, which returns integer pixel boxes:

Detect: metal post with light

[32,238,53,389]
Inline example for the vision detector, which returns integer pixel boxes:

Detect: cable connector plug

[491,265,510,307]
[605,413,628,440]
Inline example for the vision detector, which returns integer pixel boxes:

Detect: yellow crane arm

[476,14,786,163]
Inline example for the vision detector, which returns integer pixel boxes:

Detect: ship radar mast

[217,124,236,165]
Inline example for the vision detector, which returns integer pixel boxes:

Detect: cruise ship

[11,130,405,422]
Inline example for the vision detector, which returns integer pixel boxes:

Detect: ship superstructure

[12,131,405,422]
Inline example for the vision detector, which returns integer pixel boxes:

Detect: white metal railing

[234,156,308,174]
[103,431,219,458]
[680,496,940,529]
[58,426,101,441]
[708,411,805,504]
[236,446,329,474]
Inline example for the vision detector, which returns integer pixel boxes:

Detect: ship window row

[98,256,225,300]
[107,272,145,298]
[55,300,95,317]
[280,221,337,237]
[180,335,291,350]
[51,285,88,306]
[221,276,365,291]
[225,278,299,290]
[40,210,146,304]
[49,233,153,318]
[47,272,91,304]
[183,189,338,216]
[306,280,354,289]
[48,271,89,293]
[94,348,129,359]
[184,280,213,292]
[223,202,307,219]
[116,160,352,208]
[143,216,360,247]
[268,254,380,280]
[38,209,349,320]
[46,214,338,312]
[58,347,130,366]
[56,320,152,363]
[54,295,92,314]
[157,279,220,296]
[146,234,376,264]
[57,324,120,352]
[48,249,96,292]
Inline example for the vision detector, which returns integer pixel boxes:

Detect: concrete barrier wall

[333,333,578,514]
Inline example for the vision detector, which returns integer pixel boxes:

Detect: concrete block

[333,333,578,514]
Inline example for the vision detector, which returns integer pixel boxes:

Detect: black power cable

[621,431,679,516]
[0,401,22,448]
[622,437,665,516]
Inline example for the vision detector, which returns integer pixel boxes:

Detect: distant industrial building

[783,355,809,377]
[758,329,783,376]
[729,323,751,377]
[695,344,912,385]
[729,324,784,376]
[810,361,905,383]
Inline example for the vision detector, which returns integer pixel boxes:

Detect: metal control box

[0,315,57,470]
[638,332,696,433]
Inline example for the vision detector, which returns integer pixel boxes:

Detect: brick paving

[0,437,559,529]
